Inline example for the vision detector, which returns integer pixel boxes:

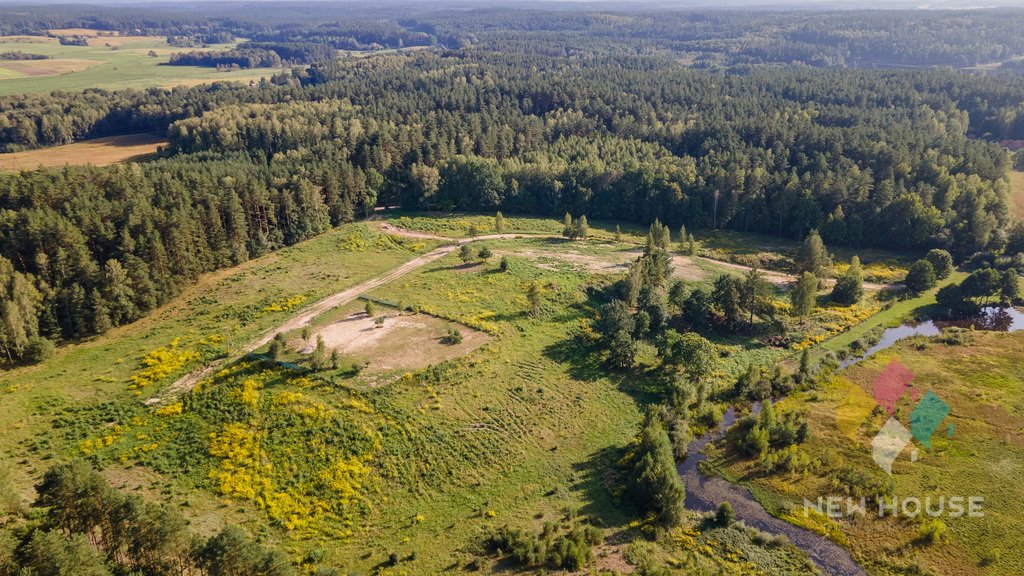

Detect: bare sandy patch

[502,245,706,281]
[302,311,489,373]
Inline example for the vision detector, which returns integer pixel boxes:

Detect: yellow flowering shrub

[318,457,371,506]
[236,378,262,407]
[263,295,307,313]
[154,402,183,417]
[129,338,201,389]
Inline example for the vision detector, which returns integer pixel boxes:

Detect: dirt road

[376,222,893,290]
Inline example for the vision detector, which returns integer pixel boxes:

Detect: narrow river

[679,306,1024,575]
[678,403,866,576]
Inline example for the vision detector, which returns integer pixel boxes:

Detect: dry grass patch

[0,133,164,170]
[0,57,102,77]
[1009,169,1024,220]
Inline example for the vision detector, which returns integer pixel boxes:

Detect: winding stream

[680,306,1024,575]
[678,403,866,576]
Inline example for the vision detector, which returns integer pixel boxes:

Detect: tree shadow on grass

[542,336,673,406]
[567,443,636,530]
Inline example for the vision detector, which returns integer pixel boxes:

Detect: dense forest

[1,3,1024,363]
[168,41,338,69]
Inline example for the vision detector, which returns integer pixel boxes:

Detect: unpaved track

[378,222,893,290]
[146,230,533,405]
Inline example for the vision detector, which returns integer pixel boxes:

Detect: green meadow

[0,35,274,95]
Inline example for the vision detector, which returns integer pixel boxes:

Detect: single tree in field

[499,255,509,272]
[311,336,329,370]
[925,249,954,280]
[495,211,505,233]
[527,282,542,317]
[562,213,573,238]
[678,224,687,253]
[268,333,287,359]
[685,234,698,256]
[832,255,864,305]
[608,328,638,368]
[658,330,717,381]
[904,259,937,294]
[716,501,735,526]
[740,268,771,328]
[459,244,475,264]
[615,225,622,242]
[364,299,376,317]
[574,215,589,240]
[790,272,818,320]
[478,246,492,260]
[796,229,832,280]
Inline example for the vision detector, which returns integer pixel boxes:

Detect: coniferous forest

[2,3,1024,363]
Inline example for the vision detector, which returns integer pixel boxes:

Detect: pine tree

[527,282,542,317]
[0,256,42,362]
[562,213,573,238]
[89,289,112,335]
[575,215,589,240]
[796,230,832,279]
[495,211,505,233]
[628,412,685,526]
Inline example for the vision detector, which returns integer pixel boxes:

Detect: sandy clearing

[147,229,527,404]
[498,246,706,281]
[300,311,489,373]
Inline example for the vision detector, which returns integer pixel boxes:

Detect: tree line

[168,42,338,69]
[0,150,377,363]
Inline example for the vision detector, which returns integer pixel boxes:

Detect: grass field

[0,133,165,170]
[0,223,434,501]
[0,215,829,574]
[0,34,275,95]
